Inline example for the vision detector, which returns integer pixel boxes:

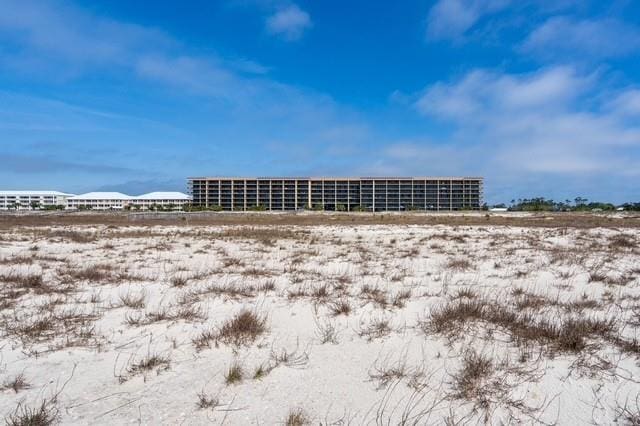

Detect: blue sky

[1,0,639,203]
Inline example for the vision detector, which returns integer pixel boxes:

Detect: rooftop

[69,192,133,200]
[0,191,76,196]
[135,192,191,200]
[188,176,484,181]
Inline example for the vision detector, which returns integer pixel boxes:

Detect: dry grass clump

[219,227,304,245]
[196,392,219,410]
[453,288,477,299]
[192,328,218,350]
[328,299,352,316]
[368,357,409,389]
[445,258,473,271]
[241,267,274,277]
[170,276,188,287]
[360,285,388,308]
[1,373,30,393]
[588,270,608,283]
[217,309,267,346]
[314,318,339,344]
[0,255,35,265]
[616,395,640,425]
[200,281,269,299]
[391,289,411,308]
[284,408,310,426]
[422,297,620,355]
[48,229,97,243]
[0,272,45,290]
[225,361,244,385]
[61,264,115,283]
[5,400,59,426]
[357,316,392,341]
[608,234,636,250]
[453,351,494,400]
[118,289,146,309]
[310,284,331,301]
[127,353,170,376]
[2,305,99,351]
[126,304,206,326]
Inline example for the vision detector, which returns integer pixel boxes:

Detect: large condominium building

[188,177,483,211]
[0,191,76,210]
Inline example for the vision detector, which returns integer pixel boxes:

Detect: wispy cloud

[0,0,171,73]
[413,66,640,177]
[426,0,510,41]
[265,4,312,41]
[522,17,640,60]
[1,154,136,175]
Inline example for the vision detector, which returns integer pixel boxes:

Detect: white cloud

[265,4,312,41]
[608,90,640,117]
[412,67,640,177]
[0,0,171,68]
[426,0,510,41]
[416,66,589,119]
[522,17,640,60]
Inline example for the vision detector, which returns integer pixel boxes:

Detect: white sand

[0,224,639,424]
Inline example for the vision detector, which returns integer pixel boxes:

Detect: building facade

[66,192,191,210]
[66,192,133,210]
[0,191,76,210]
[188,177,483,211]
[129,192,191,210]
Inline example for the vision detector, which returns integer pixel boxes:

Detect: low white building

[130,192,191,210]
[0,191,76,210]
[66,191,191,210]
[66,192,133,210]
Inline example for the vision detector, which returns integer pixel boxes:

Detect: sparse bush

[192,328,217,350]
[608,234,636,250]
[0,272,45,290]
[218,309,267,346]
[453,351,493,400]
[1,374,30,393]
[315,318,339,344]
[329,299,351,316]
[127,353,170,376]
[49,230,96,243]
[5,400,58,426]
[118,289,146,309]
[445,258,473,271]
[358,316,392,341]
[284,408,310,426]
[196,392,219,410]
[225,361,244,384]
[391,289,411,308]
[170,276,188,287]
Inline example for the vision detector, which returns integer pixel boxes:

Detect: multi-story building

[0,191,76,210]
[129,192,191,210]
[66,192,191,210]
[66,192,133,210]
[188,177,483,211]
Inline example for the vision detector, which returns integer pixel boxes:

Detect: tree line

[489,197,640,212]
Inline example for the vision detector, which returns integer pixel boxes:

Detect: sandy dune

[1,220,639,424]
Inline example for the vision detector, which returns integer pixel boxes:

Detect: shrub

[218,309,267,346]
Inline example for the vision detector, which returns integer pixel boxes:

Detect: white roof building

[130,192,191,210]
[0,191,76,210]
[66,191,190,210]
[66,192,133,210]
[134,192,191,200]
[0,191,75,197]
[68,192,133,201]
